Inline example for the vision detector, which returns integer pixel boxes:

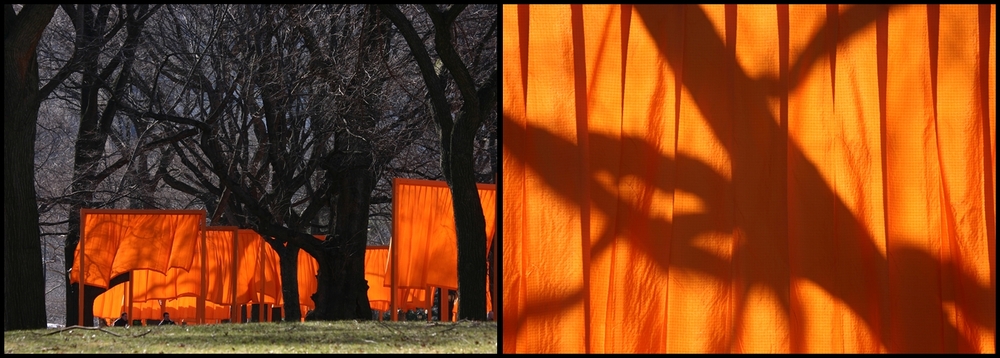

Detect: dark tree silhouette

[5,4,58,331]
[379,4,497,321]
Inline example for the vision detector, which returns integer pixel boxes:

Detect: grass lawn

[4,320,497,353]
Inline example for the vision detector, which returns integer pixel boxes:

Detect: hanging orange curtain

[202,227,238,305]
[236,229,283,305]
[71,210,205,288]
[390,178,496,318]
[92,226,239,324]
[235,229,260,304]
[503,4,995,354]
[160,296,229,324]
[390,178,497,290]
[128,227,235,303]
[295,235,324,316]
[364,246,392,312]
[92,283,161,325]
[71,210,205,325]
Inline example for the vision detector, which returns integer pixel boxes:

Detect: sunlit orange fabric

[296,236,323,313]
[127,227,237,303]
[236,229,282,305]
[92,226,236,323]
[203,227,238,304]
[93,282,135,323]
[503,4,995,354]
[363,245,433,313]
[162,296,231,323]
[71,210,205,288]
[390,178,497,290]
[397,287,430,311]
[93,283,230,325]
[234,229,259,304]
[365,246,392,312]
[295,243,417,315]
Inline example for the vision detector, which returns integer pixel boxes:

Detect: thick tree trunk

[5,4,58,331]
[444,117,489,321]
[309,162,374,321]
[276,242,302,322]
[4,66,50,330]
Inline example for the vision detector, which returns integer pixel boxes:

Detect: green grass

[4,320,497,353]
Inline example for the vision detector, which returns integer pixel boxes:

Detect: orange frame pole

[391,179,400,321]
[231,227,239,324]
[78,209,86,326]
[198,220,206,324]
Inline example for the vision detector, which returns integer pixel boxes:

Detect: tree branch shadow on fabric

[504,4,994,352]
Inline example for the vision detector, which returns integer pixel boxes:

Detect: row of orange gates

[69,178,496,325]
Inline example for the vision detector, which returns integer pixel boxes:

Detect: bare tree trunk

[311,156,374,321]
[267,239,302,322]
[5,4,58,331]
[445,114,489,321]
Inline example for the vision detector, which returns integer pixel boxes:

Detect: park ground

[4,320,497,353]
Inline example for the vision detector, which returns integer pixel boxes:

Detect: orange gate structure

[390,178,497,321]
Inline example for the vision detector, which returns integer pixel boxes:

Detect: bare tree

[378,4,497,321]
[129,4,417,321]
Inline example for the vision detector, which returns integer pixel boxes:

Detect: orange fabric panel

[296,236,322,311]
[390,178,496,290]
[238,229,282,305]
[365,246,392,312]
[203,227,238,305]
[93,284,165,323]
[934,5,995,352]
[504,4,589,353]
[93,227,288,324]
[143,227,205,302]
[202,301,232,321]
[253,240,282,305]
[883,5,950,352]
[129,267,195,302]
[71,210,204,288]
[501,4,527,351]
[503,4,996,354]
[785,4,891,353]
[159,297,228,324]
[235,229,260,304]
[93,283,128,322]
[987,5,996,347]
[127,227,237,304]
[163,296,198,324]
[397,287,429,311]
[365,245,437,313]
